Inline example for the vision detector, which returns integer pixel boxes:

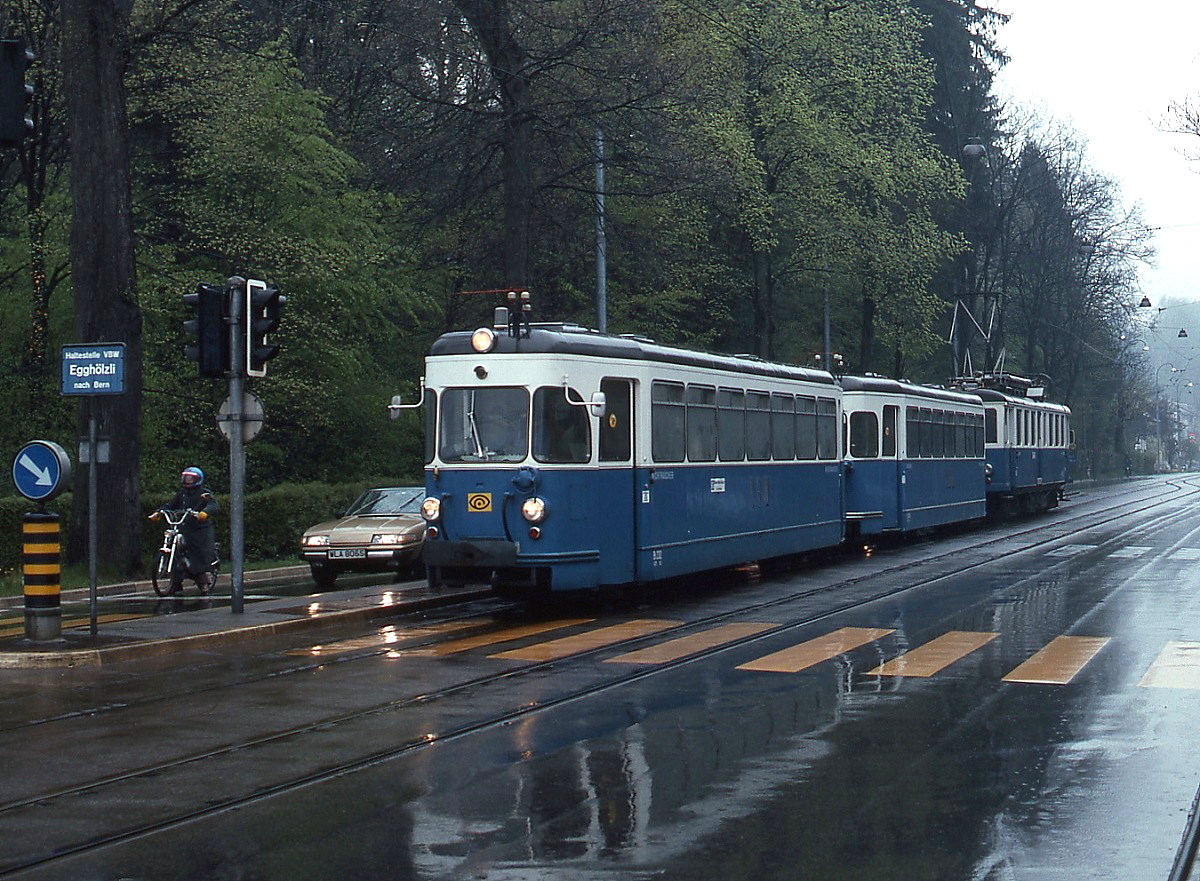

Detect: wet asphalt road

[3,477,1200,880]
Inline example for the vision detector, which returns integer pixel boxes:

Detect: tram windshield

[440,387,530,462]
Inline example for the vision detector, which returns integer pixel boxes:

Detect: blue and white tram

[975,388,1072,513]
[841,376,987,536]
[417,321,845,595]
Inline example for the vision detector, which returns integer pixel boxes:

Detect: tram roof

[838,374,984,407]
[429,324,837,386]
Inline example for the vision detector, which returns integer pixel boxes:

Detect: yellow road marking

[410,618,595,656]
[287,619,486,657]
[0,612,150,638]
[737,626,895,674]
[1002,636,1110,684]
[607,622,775,665]
[1139,642,1200,689]
[490,619,680,661]
[868,631,999,678]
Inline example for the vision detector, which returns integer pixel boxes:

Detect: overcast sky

[991,2,1200,309]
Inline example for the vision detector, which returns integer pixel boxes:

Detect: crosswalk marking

[411,618,595,656]
[1109,546,1152,558]
[736,626,895,674]
[489,619,681,661]
[1173,548,1200,561]
[1001,635,1110,684]
[287,619,484,657]
[1045,544,1096,558]
[1139,642,1200,689]
[606,622,775,665]
[868,631,999,678]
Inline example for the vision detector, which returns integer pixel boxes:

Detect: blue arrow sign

[12,440,71,501]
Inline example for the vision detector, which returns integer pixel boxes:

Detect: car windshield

[344,487,424,516]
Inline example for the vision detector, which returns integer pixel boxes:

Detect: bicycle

[150,508,218,597]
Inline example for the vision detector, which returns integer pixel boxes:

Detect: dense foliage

[0,0,1164,569]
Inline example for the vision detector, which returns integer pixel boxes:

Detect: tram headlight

[471,327,498,353]
[521,497,548,524]
[421,497,441,521]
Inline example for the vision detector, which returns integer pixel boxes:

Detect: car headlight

[521,497,548,524]
[372,533,419,545]
[422,497,441,521]
[303,535,330,547]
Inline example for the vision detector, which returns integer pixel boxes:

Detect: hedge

[0,477,419,577]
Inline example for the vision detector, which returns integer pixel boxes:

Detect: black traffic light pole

[226,275,247,614]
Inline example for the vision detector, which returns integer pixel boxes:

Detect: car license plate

[328,548,366,559]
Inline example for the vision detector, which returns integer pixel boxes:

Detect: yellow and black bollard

[22,511,61,641]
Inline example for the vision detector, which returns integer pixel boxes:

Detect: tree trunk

[61,0,143,575]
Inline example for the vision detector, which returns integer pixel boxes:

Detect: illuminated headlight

[471,327,497,353]
[372,533,419,546]
[521,497,548,524]
[303,535,330,547]
[421,497,441,521]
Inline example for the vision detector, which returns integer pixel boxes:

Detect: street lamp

[1154,363,1180,472]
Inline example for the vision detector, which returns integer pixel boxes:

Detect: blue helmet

[181,467,204,487]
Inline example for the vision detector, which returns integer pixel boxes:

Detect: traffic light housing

[183,283,229,377]
[246,279,284,377]
[0,37,34,147]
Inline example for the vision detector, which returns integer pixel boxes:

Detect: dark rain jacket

[163,484,219,575]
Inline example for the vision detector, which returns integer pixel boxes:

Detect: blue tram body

[975,388,1072,514]
[841,376,987,535]
[409,320,1072,596]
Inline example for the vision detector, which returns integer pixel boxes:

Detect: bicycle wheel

[151,548,172,597]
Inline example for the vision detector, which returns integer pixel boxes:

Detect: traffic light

[246,278,285,377]
[183,283,229,377]
[0,37,34,147]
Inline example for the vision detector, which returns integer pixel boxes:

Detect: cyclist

[150,466,219,594]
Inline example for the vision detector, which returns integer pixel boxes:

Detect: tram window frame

[882,405,898,457]
[746,391,772,460]
[816,397,838,460]
[772,394,795,460]
[423,389,438,465]
[955,412,967,458]
[686,384,717,462]
[439,386,530,463]
[651,381,686,463]
[718,388,746,461]
[599,378,632,462]
[985,409,998,445]
[532,386,592,464]
[797,396,818,459]
[849,411,880,458]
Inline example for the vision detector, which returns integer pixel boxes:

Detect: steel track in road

[2,478,1199,878]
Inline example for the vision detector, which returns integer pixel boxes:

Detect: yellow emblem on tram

[467,492,493,513]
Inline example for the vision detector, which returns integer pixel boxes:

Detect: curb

[0,585,493,669]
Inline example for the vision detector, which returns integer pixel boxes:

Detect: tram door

[598,378,637,585]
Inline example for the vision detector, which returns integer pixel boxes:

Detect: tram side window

[599,378,632,462]
[882,405,897,457]
[797,396,818,459]
[849,411,879,458]
[816,397,838,460]
[772,394,795,459]
[423,389,438,465]
[718,388,746,461]
[687,385,717,462]
[985,409,997,445]
[651,381,686,462]
[746,391,771,460]
[532,387,591,464]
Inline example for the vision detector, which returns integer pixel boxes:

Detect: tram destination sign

[61,343,126,396]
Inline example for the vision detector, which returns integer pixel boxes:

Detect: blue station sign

[61,343,126,396]
[12,440,71,501]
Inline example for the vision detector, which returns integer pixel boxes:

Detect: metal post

[595,126,607,334]
[227,276,246,614]
[822,271,832,373]
[87,397,98,637]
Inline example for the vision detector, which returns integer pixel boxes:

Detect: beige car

[300,486,425,586]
